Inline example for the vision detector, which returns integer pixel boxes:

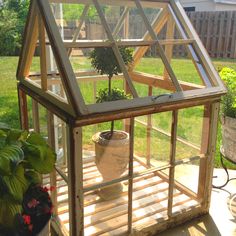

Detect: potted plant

[219,67,236,163]
[0,123,56,235]
[90,46,133,200]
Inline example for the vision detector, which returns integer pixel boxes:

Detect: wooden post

[47,111,58,216]
[16,0,38,79]
[32,99,40,133]
[38,12,48,91]
[198,103,220,211]
[66,124,78,236]
[17,86,29,130]
[67,125,84,236]
[62,121,67,166]
[167,110,178,217]
[146,86,152,167]
[128,118,134,234]
[74,127,84,236]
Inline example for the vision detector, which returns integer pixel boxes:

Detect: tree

[90,46,133,138]
[0,0,30,55]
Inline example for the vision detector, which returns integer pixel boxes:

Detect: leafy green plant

[219,67,236,118]
[0,123,56,230]
[90,46,133,138]
[0,0,30,55]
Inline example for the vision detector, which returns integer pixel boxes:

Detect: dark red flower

[22,214,31,225]
[49,186,55,191]
[42,186,49,192]
[27,198,40,208]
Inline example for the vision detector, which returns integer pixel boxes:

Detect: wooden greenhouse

[17,0,226,235]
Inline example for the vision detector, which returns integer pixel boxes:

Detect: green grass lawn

[0,56,236,168]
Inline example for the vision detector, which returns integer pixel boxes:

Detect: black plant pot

[19,185,52,236]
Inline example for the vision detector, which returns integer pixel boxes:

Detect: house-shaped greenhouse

[17,0,226,235]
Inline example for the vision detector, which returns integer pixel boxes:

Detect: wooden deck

[44,154,199,236]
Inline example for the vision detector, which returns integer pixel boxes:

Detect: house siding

[180,0,236,11]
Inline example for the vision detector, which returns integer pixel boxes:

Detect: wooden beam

[29,74,123,86]
[38,12,48,91]
[49,0,169,8]
[17,86,29,130]
[167,110,178,217]
[29,69,98,78]
[134,0,182,92]
[202,103,220,211]
[37,0,88,115]
[135,118,200,151]
[17,0,38,79]
[133,8,169,67]
[55,166,68,183]
[73,127,84,236]
[156,170,198,201]
[32,100,40,132]
[146,86,153,167]
[47,111,58,216]
[21,79,76,120]
[22,78,75,116]
[128,118,134,233]
[80,87,223,126]
[62,39,194,48]
[130,71,204,91]
[18,82,75,123]
[92,0,138,98]
[66,124,78,236]
[197,103,220,211]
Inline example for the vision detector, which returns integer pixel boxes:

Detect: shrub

[0,0,30,56]
[0,9,20,55]
[219,67,236,118]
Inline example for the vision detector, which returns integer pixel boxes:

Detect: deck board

[43,156,199,236]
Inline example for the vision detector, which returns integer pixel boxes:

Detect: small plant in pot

[90,46,133,200]
[0,123,56,235]
[219,67,236,163]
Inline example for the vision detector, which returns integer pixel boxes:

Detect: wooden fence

[188,11,236,59]
[65,11,236,59]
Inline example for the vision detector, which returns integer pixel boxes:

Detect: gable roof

[17,0,226,122]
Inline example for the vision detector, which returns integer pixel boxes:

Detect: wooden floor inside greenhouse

[44,154,199,236]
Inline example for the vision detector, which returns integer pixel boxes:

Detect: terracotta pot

[221,116,236,163]
[92,130,129,200]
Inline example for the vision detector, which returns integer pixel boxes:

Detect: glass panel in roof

[25,27,69,104]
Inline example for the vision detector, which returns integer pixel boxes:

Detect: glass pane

[134,112,172,172]
[176,106,204,160]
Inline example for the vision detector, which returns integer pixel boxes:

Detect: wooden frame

[17,0,226,235]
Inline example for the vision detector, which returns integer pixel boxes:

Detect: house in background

[180,0,236,12]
